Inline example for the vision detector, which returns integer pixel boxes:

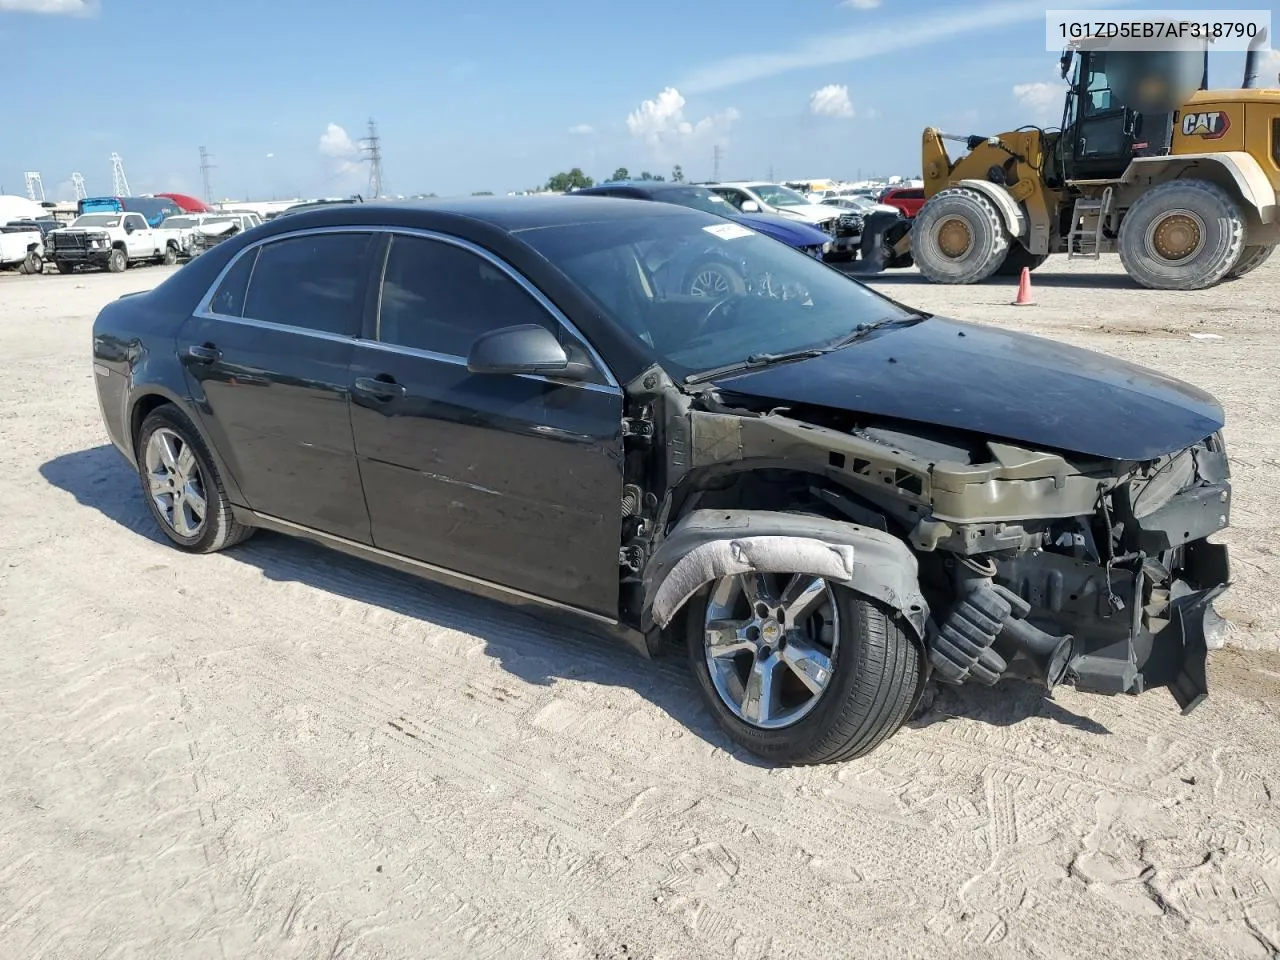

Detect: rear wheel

[1225,244,1274,280]
[1117,179,1245,290]
[687,571,923,765]
[55,260,74,274]
[995,244,1048,276]
[107,247,128,273]
[135,405,254,554]
[911,187,1011,284]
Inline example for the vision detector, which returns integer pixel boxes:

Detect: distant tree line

[542,164,685,193]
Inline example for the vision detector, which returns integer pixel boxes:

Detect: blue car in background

[572,181,834,298]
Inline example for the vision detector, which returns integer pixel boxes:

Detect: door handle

[353,376,406,399]
[187,343,221,362]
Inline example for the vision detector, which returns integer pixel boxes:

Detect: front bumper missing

[928,540,1230,714]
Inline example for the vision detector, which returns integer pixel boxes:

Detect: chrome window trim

[192,224,621,394]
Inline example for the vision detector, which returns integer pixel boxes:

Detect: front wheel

[107,247,128,273]
[20,251,42,275]
[136,405,255,554]
[55,260,74,275]
[911,187,1011,284]
[687,572,923,764]
[163,244,178,266]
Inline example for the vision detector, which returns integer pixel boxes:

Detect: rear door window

[241,232,376,336]
[208,248,259,317]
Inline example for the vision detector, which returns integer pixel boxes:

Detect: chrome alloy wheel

[689,266,733,297]
[703,572,840,729]
[144,427,208,538]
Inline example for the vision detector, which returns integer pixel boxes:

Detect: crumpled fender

[641,509,929,638]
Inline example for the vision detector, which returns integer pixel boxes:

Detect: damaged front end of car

[619,367,1231,714]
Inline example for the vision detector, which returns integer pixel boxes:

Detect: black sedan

[92,197,1232,765]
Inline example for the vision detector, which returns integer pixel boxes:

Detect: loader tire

[995,244,1048,276]
[911,187,1010,285]
[1117,179,1245,290]
[1225,245,1274,280]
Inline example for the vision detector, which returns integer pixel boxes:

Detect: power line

[360,118,383,199]
[199,146,216,203]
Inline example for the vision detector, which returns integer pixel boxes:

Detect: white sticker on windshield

[703,223,755,240]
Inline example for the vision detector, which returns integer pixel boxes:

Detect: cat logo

[1181,111,1231,140]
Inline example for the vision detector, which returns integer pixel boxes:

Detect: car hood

[733,212,829,246]
[773,204,840,224]
[709,316,1224,461]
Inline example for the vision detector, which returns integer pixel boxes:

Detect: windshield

[72,215,121,228]
[162,216,198,228]
[658,187,739,217]
[519,212,910,379]
[749,184,809,207]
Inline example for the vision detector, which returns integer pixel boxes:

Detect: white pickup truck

[44,212,184,274]
[0,222,45,274]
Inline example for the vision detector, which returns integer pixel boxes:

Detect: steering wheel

[696,295,741,335]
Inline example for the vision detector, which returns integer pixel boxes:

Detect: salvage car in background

[703,181,861,260]
[91,198,1232,765]
[0,221,45,274]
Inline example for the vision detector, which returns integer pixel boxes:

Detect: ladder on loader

[1067,185,1115,259]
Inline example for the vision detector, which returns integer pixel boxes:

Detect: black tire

[687,581,923,765]
[684,259,747,298]
[135,405,255,554]
[162,244,179,266]
[1117,179,1245,290]
[994,244,1049,276]
[20,251,42,275]
[1225,244,1274,280]
[55,260,74,274]
[107,247,128,273]
[911,187,1011,284]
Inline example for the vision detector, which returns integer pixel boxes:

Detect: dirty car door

[348,232,624,617]
[180,230,379,542]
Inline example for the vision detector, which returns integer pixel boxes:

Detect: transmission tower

[359,118,383,198]
[712,144,723,181]
[110,153,131,195]
[70,173,87,200]
[24,172,45,202]
[199,146,215,203]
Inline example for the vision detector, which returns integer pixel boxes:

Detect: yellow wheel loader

[861,30,1280,290]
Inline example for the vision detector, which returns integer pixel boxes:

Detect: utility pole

[199,146,215,203]
[712,144,723,181]
[110,153,131,196]
[360,118,383,199]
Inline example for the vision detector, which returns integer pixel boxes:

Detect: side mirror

[740,200,760,212]
[466,324,593,381]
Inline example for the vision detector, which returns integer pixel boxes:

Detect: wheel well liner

[641,509,929,639]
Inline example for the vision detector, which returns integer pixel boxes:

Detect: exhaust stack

[1243,27,1270,89]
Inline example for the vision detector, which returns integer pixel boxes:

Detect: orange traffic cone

[1011,266,1033,306]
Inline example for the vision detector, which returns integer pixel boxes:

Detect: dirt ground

[1,257,1279,960]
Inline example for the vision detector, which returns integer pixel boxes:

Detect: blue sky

[0,0,1272,201]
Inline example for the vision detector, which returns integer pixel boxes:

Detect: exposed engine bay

[621,366,1231,712]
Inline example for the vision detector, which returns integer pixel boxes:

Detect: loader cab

[1059,46,1194,180]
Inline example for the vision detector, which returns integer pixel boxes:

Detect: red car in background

[879,186,926,218]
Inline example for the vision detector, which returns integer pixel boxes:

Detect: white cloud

[681,0,1113,93]
[842,0,881,8]
[0,0,92,12]
[318,123,362,176]
[810,84,854,118]
[1255,49,1280,86]
[265,152,275,159]
[626,87,740,159]
[568,124,594,135]
[1013,80,1066,123]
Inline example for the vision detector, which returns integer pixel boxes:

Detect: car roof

[262,196,705,234]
